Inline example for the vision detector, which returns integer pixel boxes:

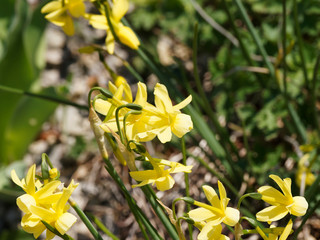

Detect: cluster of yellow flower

[182,175,308,240]
[90,76,194,191]
[41,0,140,54]
[11,164,78,239]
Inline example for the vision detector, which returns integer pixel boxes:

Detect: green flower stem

[192,22,241,181]
[293,0,309,90]
[69,199,103,240]
[237,193,262,209]
[103,158,159,240]
[141,185,179,240]
[41,221,74,240]
[0,84,88,110]
[232,0,275,78]
[86,213,120,240]
[181,137,193,240]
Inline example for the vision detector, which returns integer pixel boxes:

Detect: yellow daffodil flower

[188,181,240,227]
[85,0,139,54]
[195,223,230,240]
[41,0,85,35]
[256,219,293,240]
[12,164,78,239]
[256,175,308,222]
[129,159,192,191]
[29,180,79,239]
[295,154,315,187]
[141,83,193,143]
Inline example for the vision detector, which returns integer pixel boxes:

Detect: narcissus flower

[11,164,78,239]
[256,219,293,240]
[188,181,240,227]
[129,158,192,191]
[41,0,85,35]
[256,175,308,222]
[85,0,139,54]
[144,83,193,143]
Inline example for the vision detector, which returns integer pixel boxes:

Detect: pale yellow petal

[112,0,129,22]
[34,180,61,201]
[202,185,220,208]
[256,205,288,222]
[132,179,154,188]
[118,26,140,50]
[62,15,74,36]
[154,83,173,113]
[30,205,55,222]
[258,186,288,205]
[134,82,147,106]
[44,9,66,26]
[171,113,193,138]
[188,208,216,222]
[170,163,193,173]
[173,95,192,111]
[155,175,175,191]
[218,181,228,210]
[45,229,56,240]
[68,0,85,17]
[17,194,36,213]
[55,212,77,235]
[157,126,172,143]
[25,164,36,195]
[21,214,45,238]
[279,219,293,240]
[11,169,25,190]
[223,207,240,226]
[130,169,157,181]
[291,196,308,216]
[94,99,112,115]
[41,1,62,13]
[106,31,115,54]
[269,175,292,198]
[86,14,108,29]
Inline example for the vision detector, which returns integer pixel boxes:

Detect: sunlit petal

[256,205,288,222]
[55,212,77,235]
[171,113,193,138]
[112,0,129,22]
[188,208,215,222]
[224,207,240,226]
[291,196,308,216]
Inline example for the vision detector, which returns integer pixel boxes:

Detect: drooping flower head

[256,175,308,222]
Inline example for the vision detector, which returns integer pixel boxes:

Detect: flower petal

[154,83,173,113]
[202,185,221,208]
[223,207,240,226]
[157,126,172,143]
[173,95,192,111]
[11,169,25,190]
[112,0,129,22]
[279,219,293,240]
[256,205,288,222]
[117,25,140,50]
[171,113,193,138]
[68,0,85,17]
[25,164,36,195]
[17,194,36,214]
[188,208,216,222]
[55,212,77,235]
[130,169,157,181]
[269,175,292,198]
[41,1,62,13]
[258,186,288,206]
[291,196,308,216]
[155,175,175,191]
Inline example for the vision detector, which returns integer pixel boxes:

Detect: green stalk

[0,85,88,110]
[69,199,103,240]
[103,159,159,240]
[293,0,309,90]
[233,0,275,78]
[41,221,74,240]
[87,213,120,240]
[141,185,179,240]
[181,137,193,240]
